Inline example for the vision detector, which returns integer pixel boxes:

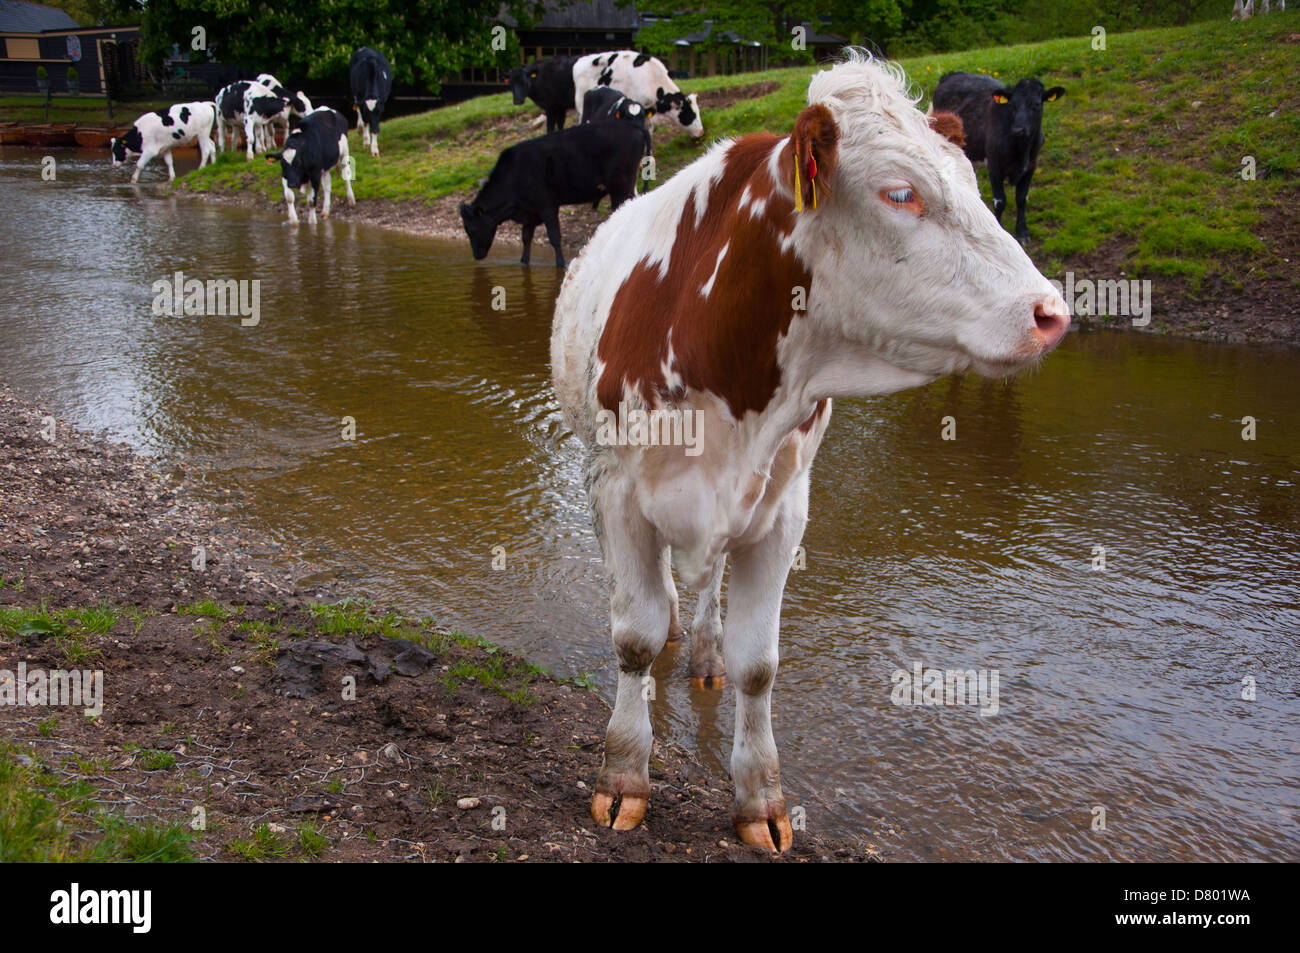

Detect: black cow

[580,86,648,127]
[508,55,578,133]
[266,107,356,226]
[350,47,393,157]
[459,121,648,268]
[932,72,1064,242]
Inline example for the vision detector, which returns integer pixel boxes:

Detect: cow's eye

[880,186,925,215]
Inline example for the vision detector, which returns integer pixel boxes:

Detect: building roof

[0,0,80,32]
[502,0,640,31]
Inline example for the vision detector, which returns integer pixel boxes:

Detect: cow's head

[508,66,534,106]
[109,126,143,166]
[289,91,313,117]
[458,202,496,260]
[793,55,1068,385]
[266,142,305,188]
[655,88,704,139]
[991,77,1064,141]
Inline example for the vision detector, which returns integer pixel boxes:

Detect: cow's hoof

[591,791,648,831]
[689,674,725,690]
[735,812,793,853]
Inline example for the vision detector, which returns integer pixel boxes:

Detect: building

[0,0,142,96]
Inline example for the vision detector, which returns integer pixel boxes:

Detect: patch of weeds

[227,823,291,862]
[177,599,238,620]
[0,746,192,861]
[37,716,57,738]
[297,824,329,859]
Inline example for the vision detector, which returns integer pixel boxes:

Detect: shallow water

[2,147,1297,860]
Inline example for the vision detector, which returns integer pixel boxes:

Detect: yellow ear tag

[994,94,1008,104]
[793,144,803,213]
[811,174,817,210]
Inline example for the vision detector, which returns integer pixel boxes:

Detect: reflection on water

[2,147,1297,861]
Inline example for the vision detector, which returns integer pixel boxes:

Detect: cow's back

[933,72,997,163]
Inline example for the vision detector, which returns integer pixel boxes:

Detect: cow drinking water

[111,102,217,183]
[459,120,648,267]
[550,52,1070,852]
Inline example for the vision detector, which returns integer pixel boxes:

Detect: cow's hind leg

[724,472,809,852]
[520,224,537,265]
[661,546,681,644]
[590,473,671,832]
[689,555,724,687]
[543,211,565,268]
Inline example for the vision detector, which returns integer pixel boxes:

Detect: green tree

[136,0,545,91]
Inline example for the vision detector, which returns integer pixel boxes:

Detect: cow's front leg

[689,555,725,687]
[725,472,809,852]
[1013,169,1034,243]
[320,170,333,219]
[303,179,319,225]
[282,179,299,226]
[244,119,256,160]
[369,128,379,157]
[590,477,672,831]
[130,149,156,184]
[988,156,1007,225]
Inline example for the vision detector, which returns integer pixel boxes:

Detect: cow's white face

[803,61,1068,384]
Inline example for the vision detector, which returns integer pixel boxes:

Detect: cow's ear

[1043,86,1065,103]
[785,103,839,210]
[928,110,965,147]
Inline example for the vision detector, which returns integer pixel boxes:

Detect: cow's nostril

[1033,301,1070,349]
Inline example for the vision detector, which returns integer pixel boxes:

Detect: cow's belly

[633,401,831,589]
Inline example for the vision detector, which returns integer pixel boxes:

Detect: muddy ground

[0,384,878,862]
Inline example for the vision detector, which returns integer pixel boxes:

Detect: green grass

[0,601,117,664]
[181,13,1296,293]
[0,746,193,862]
[0,95,174,125]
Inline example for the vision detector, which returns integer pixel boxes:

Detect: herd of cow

[110,47,392,225]
[104,45,1088,849]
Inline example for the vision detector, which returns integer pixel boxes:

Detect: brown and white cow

[550,52,1069,852]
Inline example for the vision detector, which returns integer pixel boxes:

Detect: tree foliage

[135,0,547,90]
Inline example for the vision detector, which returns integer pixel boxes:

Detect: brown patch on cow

[928,110,966,147]
[782,104,840,209]
[797,398,828,434]
[596,132,815,419]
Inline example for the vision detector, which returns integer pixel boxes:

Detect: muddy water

[2,147,1297,861]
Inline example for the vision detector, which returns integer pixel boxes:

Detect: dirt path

[0,384,877,862]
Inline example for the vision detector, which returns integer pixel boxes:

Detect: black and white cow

[932,72,1064,242]
[572,51,703,139]
[254,72,313,143]
[508,55,578,133]
[350,47,392,157]
[265,107,356,226]
[111,102,217,183]
[459,120,648,268]
[214,80,251,153]
[242,81,292,160]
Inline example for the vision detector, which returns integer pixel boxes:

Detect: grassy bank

[0,95,173,125]
[181,13,1297,301]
